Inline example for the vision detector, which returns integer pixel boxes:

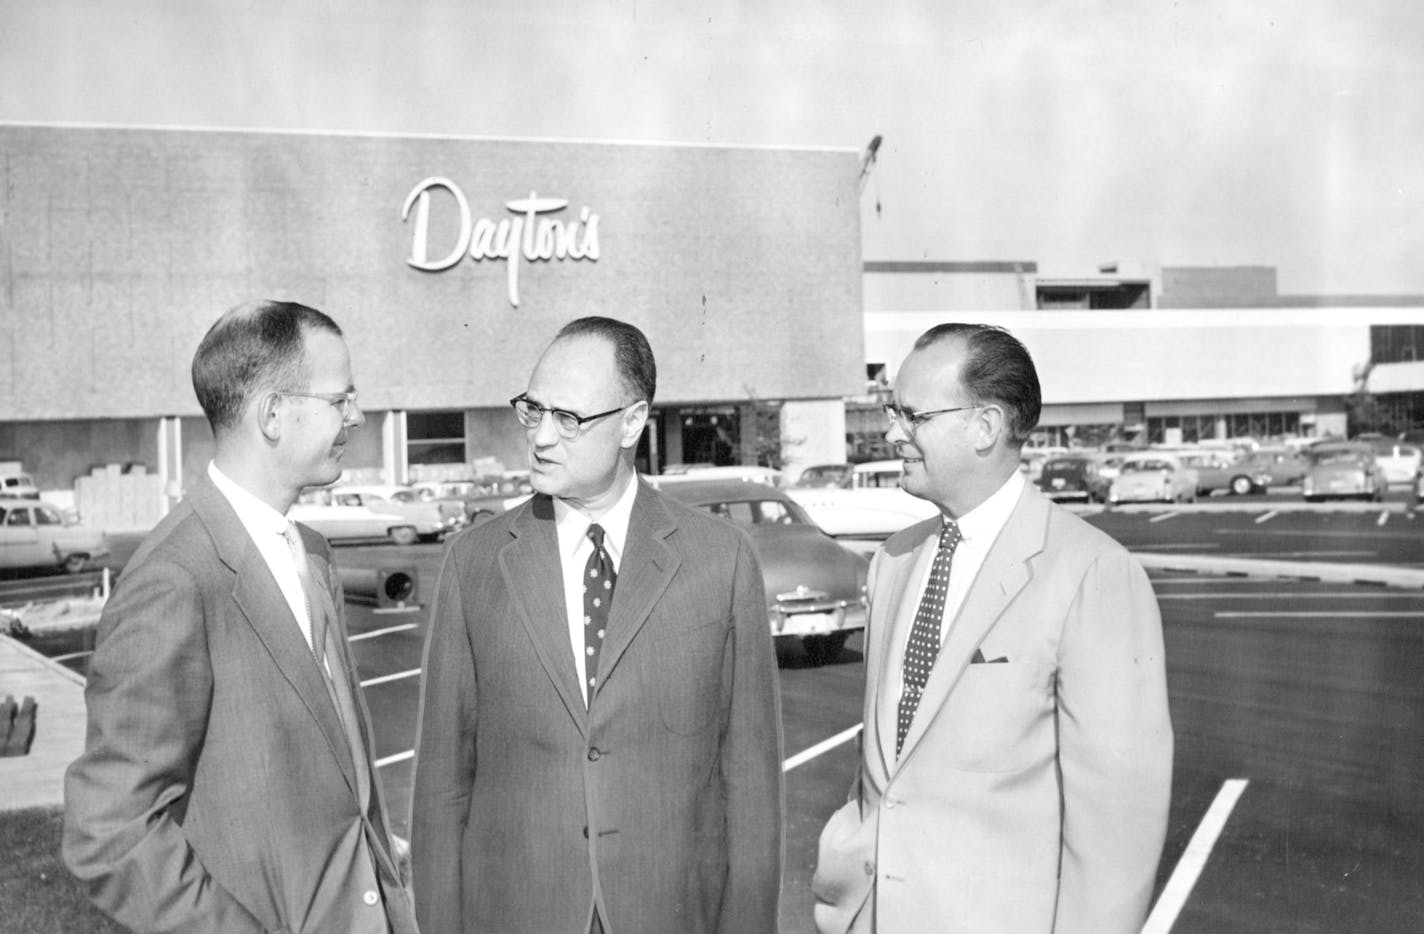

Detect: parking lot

[16,497,1424,932]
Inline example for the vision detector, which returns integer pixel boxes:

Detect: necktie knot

[939,519,962,553]
[587,523,607,549]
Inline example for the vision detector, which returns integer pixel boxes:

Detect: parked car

[0,501,109,573]
[656,479,868,665]
[1302,442,1388,502]
[791,463,853,489]
[290,487,458,545]
[1357,438,1423,486]
[0,471,40,499]
[1037,454,1112,503]
[1107,453,1199,504]
[786,460,940,539]
[1243,446,1309,488]
[656,464,784,486]
[1176,450,1272,496]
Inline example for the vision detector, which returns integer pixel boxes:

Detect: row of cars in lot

[1033,436,1423,505]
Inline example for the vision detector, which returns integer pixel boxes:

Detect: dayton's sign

[402,177,600,307]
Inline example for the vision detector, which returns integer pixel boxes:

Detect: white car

[290,486,460,545]
[1107,453,1200,504]
[0,501,110,573]
[786,460,939,539]
[1361,439,1423,486]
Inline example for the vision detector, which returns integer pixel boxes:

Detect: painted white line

[1217,611,1421,618]
[375,749,415,769]
[1143,778,1249,934]
[1159,592,1408,600]
[359,668,422,688]
[1377,510,1390,527]
[1254,510,1278,524]
[783,723,863,773]
[1234,550,1377,558]
[1149,511,1181,523]
[50,650,93,662]
[349,622,419,642]
[1138,543,1222,550]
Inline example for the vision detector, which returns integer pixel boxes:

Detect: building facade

[857,261,1424,455]
[0,124,865,517]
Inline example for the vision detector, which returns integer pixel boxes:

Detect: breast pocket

[651,616,730,736]
[938,661,1052,773]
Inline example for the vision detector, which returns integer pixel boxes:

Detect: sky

[2,0,1422,295]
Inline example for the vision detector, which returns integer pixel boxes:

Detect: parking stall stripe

[349,622,420,642]
[1142,778,1249,934]
[1217,611,1421,619]
[1254,510,1278,524]
[1149,512,1182,523]
[359,668,422,688]
[782,723,863,773]
[375,749,415,769]
[1377,510,1390,526]
[1159,591,1408,600]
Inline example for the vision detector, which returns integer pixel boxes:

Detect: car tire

[61,553,88,574]
[1229,475,1255,496]
[389,525,419,546]
[803,631,850,666]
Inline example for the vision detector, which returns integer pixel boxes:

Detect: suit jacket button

[587,747,601,761]
[362,890,379,907]
[864,861,875,877]
[582,825,589,839]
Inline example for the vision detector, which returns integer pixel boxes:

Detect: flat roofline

[0,120,858,155]
[864,260,1038,274]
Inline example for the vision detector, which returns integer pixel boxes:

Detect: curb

[0,632,87,686]
[1135,552,1424,589]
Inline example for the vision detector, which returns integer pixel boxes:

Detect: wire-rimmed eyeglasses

[281,390,360,421]
[510,394,630,439]
[882,402,979,435]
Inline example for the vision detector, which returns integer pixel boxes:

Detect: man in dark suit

[812,323,1173,933]
[63,300,417,933]
[410,316,784,934]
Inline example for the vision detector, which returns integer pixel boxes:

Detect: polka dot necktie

[583,523,617,704]
[896,519,962,757]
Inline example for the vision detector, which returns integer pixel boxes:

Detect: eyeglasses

[281,390,360,421]
[882,402,979,435]
[510,394,630,440]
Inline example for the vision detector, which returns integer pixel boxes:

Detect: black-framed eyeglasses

[281,390,359,421]
[510,394,630,439]
[882,402,979,435]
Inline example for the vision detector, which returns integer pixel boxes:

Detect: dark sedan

[654,479,868,665]
[1037,454,1112,503]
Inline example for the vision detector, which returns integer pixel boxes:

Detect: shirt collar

[552,471,640,564]
[208,461,291,540]
[950,468,1025,544]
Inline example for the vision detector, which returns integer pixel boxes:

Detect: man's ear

[620,400,650,450]
[257,392,283,442]
[972,404,1005,453]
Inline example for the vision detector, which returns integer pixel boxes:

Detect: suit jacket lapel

[594,482,680,691]
[188,477,359,795]
[873,524,940,775]
[894,484,1046,767]
[499,495,589,732]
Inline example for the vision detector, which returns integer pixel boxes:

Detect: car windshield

[1124,460,1174,473]
[699,499,811,526]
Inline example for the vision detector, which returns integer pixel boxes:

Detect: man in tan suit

[64,300,417,933]
[813,323,1173,933]
[410,316,783,934]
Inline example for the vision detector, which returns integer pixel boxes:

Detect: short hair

[191,300,343,434]
[555,316,657,405]
[913,323,1041,444]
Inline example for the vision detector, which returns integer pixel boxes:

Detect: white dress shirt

[553,473,639,706]
[208,462,317,653]
[895,469,1025,698]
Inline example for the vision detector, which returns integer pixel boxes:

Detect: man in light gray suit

[64,300,417,933]
[410,316,784,934]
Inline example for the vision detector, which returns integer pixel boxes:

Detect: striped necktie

[896,519,962,757]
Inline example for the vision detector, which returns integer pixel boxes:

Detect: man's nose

[884,417,907,445]
[347,403,366,428]
[530,410,562,446]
